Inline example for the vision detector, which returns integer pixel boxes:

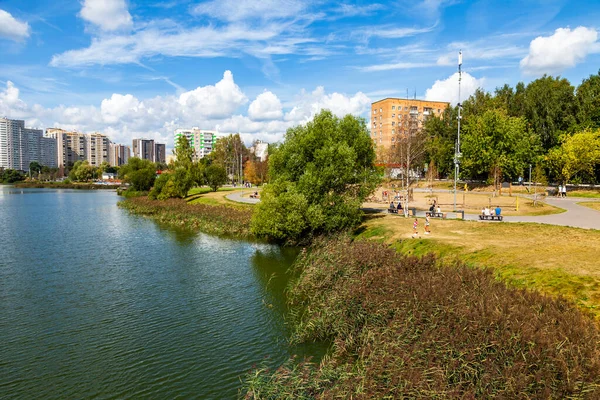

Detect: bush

[244,237,600,398]
[205,164,227,192]
[119,157,156,191]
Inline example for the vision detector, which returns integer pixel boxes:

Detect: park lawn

[570,190,600,198]
[356,214,600,317]
[579,202,600,212]
[186,187,254,209]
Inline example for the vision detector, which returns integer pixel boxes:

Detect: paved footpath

[226,190,260,204]
[226,190,600,230]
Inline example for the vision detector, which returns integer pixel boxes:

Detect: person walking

[557,184,562,197]
[562,184,567,197]
[412,218,419,238]
[425,215,431,235]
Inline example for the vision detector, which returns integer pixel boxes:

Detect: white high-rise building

[87,133,111,167]
[0,118,54,172]
[109,143,131,167]
[174,128,219,160]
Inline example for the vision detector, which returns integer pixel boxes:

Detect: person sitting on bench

[397,202,403,211]
[390,201,395,209]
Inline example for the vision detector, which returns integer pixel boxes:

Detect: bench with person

[388,201,402,214]
[479,206,503,221]
[249,191,260,199]
[426,211,445,218]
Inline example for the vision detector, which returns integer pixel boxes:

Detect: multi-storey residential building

[174,128,218,160]
[44,128,67,169]
[109,143,131,167]
[0,118,53,172]
[87,133,111,167]
[40,136,57,168]
[371,98,450,158]
[132,138,155,161]
[154,143,166,164]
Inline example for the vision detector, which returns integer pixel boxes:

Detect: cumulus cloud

[520,27,599,75]
[248,91,283,121]
[79,0,133,32]
[425,72,484,105]
[0,72,371,150]
[0,9,30,42]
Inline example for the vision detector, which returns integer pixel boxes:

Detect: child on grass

[412,218,419,238]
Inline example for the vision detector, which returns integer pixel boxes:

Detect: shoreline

[13,182,121,190]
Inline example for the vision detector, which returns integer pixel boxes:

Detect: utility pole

[453,50,463,212]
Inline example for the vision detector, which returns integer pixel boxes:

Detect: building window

[392,113,395,118]
[373,109,377,114]
[392,106,395,110]
[380,108,382,112]
[392,122,395,126]
[404,107,408,111]
[392,137,395,142]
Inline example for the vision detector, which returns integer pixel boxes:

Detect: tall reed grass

[244,237,600,398]
[119,197,252,238]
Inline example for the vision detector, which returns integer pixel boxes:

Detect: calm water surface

[0,187,314,399]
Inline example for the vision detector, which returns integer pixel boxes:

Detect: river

[0,187,315,399]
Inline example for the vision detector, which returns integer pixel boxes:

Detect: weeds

[119,197,252,238]
[243,237,600,398]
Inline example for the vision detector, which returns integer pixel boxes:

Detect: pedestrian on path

[557,184,562,197]
[425,215,431,235]
[562,184,567,197]
[412,218,419,238]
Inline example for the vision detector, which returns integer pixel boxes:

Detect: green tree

[461,109,540,188]
[205,164,227,192]
[576,70,600,129]
[173,135,194,169]
[29,161,42,177]
[424,106,458,178]
[251,110,379,243]
[69,160,95,182]
[546,129,600,184]
[189,162,206,187]
[1,169,25,183]
[209,133,248,184]
[119,157,156,191]
[523,75,577,150]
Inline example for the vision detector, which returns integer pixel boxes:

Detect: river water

[0,187,313,399]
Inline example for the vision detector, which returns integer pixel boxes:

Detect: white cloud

[178,71,248,119]
[367,23,437,39]
[0,72,371,149]
[191,0,307,22]
[248,91,283,120]
[425,72,484,105]
[79,0,133,32]
[0,9,30,42]
[360,62,436,72]
[520,27,599,75]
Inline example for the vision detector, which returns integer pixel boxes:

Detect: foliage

[244,237,600,398]
[244,159,268,186]
[546,129,600,183]
[119,197,252,238]
[461,109,540,184]
[576,70,600,130]
[173,135,195,168]
[1,169,26,183]
[148,168,194,200]
[69,160,96,182]
[205,164,227,192]
[209,133,248,183]
[118,157,156,191]
[251,110,379,243]
[423,106,457,178]
[29,161,42,175]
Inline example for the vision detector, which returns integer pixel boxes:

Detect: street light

[453,50,462,212]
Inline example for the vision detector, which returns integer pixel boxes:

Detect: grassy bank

[355,214,600,316]
[580,202,600,212]
[243,237,600,398]
[119,196,252,238]
[14,182,120,190]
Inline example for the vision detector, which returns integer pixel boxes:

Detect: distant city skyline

[0,1,599,150]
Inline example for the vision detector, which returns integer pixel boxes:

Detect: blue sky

[0,0,599,148]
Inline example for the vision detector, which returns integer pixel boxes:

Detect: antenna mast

[453,50,462,212]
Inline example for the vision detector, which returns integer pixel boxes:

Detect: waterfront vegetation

[243,237,600,398]
[118,196,252,238]
[14,181,120,189]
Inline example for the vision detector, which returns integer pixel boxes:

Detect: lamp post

[529,164,532,193]
[453,50,462,212]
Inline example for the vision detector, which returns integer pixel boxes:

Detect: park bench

[426,211,446,219]
[479,214,503,221]
[387,207,401,214]
[249,193,260,199]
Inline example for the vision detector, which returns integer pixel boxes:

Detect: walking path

[226,190,260,204]
[226,189,600,230]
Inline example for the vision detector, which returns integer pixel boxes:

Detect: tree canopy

[251,110,379,243]
[119,157,156,191]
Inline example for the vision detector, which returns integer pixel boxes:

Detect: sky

[0,0,599,150]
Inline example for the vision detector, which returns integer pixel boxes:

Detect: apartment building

[87,133,111,167]
[174,128,218,160]
[0,118,53,172]
[109,143,131,167]
[154,143,166,164]
[371,98,450,157]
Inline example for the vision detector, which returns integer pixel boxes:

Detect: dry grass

[579,202,600,212]
[356,214,600,316]
[187,187,254,208]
